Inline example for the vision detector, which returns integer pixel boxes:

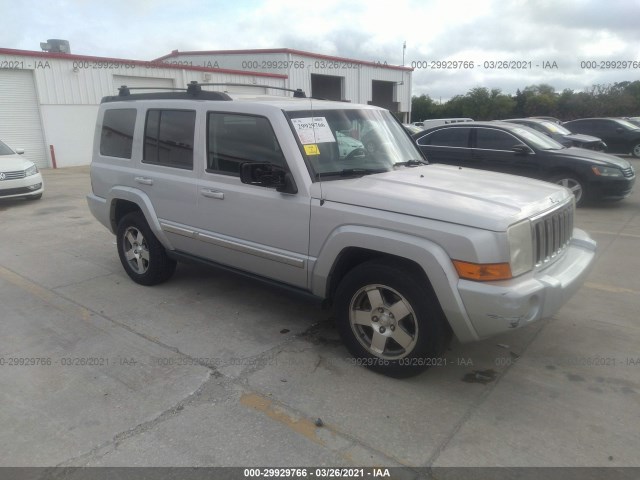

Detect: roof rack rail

[197,82,307,98]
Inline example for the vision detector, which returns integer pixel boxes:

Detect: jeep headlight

[507,220,533,277]
[25,163,39,177]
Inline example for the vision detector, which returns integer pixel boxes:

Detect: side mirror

[240,162,297,194]
[512,144,533,155]
[15,148,25,155]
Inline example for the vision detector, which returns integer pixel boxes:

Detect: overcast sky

[2,0,639,100]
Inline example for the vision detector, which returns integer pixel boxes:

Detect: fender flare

[107,186,175,250]
[311,225,480,342]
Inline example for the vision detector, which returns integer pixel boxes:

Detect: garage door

[0,70,48,168]
[112,75,174,95]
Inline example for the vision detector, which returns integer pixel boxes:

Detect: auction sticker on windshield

[291,117,336,144]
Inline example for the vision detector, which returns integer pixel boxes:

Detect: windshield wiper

[393,159,428,167]
[316,168,388,178]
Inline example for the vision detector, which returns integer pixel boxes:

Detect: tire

[632,142,640,158]
[334,258,450,378]
[549,174,586,207]
[116,211,176,286]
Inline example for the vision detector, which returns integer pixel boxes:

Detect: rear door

[415,127,473,166]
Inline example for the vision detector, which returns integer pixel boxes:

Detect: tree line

[411,81,640,122]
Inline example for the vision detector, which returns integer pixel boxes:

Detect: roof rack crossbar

[197,82,307,98]
[118,85,187,96]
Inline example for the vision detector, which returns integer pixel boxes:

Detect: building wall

[0,49,287,168]
[161,51,413,116]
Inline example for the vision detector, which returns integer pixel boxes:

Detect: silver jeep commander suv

[87,82,597,377]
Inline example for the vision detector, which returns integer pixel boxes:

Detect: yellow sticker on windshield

[304,144,320,155]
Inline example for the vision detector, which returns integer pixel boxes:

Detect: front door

[193,111,310,288]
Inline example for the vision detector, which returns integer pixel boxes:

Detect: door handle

[134,176,154,186]
[200,189,224,200]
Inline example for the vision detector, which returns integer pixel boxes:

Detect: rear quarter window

[100,109,137,159]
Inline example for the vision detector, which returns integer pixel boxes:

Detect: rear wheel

[334,259,450,378]
[116,211,176,286]
[550,174,586,206]
[632,142,640,158]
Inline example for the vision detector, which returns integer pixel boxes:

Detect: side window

[420,127,470,147]
[207,112,286,176]
[571,120,591,133]
[597,120,618,134]
[100,109,137,158]
[143,109,195,169]
[476,128,519,150]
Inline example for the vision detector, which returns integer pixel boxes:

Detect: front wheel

[549,174,586,207]
[116,211,176,286]
[632,142,640,158]
[334,259,450,377]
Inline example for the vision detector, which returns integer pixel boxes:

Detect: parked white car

[0,140,44,200]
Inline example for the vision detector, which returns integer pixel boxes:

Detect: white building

[0,48,287,168]
[156,48,413,122]
[0,46,413,169]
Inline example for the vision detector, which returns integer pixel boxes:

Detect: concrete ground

[0,164,639,472]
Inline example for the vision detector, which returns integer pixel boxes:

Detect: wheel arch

[311,226,480,343]
[107,187,174,250]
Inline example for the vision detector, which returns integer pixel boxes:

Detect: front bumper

[457,228,596,338]
[0,173,44,199]
[588,175,635,201]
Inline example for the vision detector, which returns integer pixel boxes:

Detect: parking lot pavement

[0,164,639,470]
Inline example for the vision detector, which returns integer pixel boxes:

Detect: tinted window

[207,113,286,176]
[100,109,136,158]
[592,120,618,134]
[566,120,593,133]
[143,110,195,169]
[476,128,520,150]
[420,127,470,147]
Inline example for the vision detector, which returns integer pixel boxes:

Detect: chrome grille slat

[621,167,634,178]
[531,202,574,266]
[0,170,26,180]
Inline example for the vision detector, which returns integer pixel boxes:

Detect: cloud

[1,0,638,99]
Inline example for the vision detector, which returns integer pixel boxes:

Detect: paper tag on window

[304,144,320,155]
[291,117,336,144]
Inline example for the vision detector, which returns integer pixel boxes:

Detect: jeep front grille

[532,203,574,267]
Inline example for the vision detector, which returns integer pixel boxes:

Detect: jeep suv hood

[317,165,571,231]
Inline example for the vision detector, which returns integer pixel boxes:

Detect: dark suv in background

[412,121,635,206]
[563,118,640,158]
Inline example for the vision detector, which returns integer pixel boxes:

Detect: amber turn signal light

[452,260,512,281]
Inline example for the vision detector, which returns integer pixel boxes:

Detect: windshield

[614,119,640,130]
[512,126,565,150]
[0,140,15,156]
[541,121,571,135]
[285,108,424,179]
